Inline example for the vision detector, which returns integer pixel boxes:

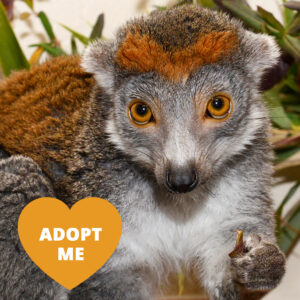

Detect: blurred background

[0,0,300,299]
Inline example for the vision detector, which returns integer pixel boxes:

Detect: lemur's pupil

[212,98,224,110]
[136,104,148,116]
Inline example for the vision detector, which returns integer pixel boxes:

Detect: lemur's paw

[231,234,285,291]
[0,155,55,202]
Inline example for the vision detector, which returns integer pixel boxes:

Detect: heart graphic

[18,197,122,290]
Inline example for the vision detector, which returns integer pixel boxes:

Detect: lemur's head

[82,5,279,196]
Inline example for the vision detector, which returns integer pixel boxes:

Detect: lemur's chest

[116,176,241,268]
[120,206,212,263]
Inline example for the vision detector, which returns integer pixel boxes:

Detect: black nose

[166,168,198,193]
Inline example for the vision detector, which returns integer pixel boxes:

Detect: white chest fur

[112,174,253,278]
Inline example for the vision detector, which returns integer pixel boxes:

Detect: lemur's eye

[206,95,232,120]
[128,100,153,126]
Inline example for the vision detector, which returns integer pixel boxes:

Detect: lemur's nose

[166,168,198,193]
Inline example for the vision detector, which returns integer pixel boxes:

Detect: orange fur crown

[115,6,239,82]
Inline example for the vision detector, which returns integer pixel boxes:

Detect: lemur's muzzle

[166,168,198,194]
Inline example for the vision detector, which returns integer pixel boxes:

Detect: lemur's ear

[240,31,280,85]
[81,40,115,94]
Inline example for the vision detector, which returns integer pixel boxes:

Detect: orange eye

[128,100,153,126]
[206,95,232,120]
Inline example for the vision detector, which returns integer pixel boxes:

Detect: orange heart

[18,197,122,290]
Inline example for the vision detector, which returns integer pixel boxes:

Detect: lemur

[0,5,285,300]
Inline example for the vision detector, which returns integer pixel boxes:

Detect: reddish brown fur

[0,56,95,178]
[116,30,238,82]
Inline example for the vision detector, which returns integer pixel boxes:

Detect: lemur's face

[106,64,268,195]
[82,6,279,196]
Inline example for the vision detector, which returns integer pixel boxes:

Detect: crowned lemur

[0,5,285,300]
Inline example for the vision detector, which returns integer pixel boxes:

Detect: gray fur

[0,5,285,300]
[0,156,68,300]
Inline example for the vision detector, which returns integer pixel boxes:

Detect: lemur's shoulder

[0,55,95,178]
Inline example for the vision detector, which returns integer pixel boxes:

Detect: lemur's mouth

[165,169,198,194]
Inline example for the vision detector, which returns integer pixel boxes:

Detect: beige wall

[10,0,300,299]
[11,0,284,58]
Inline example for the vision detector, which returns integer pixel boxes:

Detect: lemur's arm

[200,227,285,300]
[197,189,285,300]
[0,155,68,299]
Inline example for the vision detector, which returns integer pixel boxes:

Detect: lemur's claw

[231,234,285,291]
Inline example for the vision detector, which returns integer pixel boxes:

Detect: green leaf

[0,1,29,76]
[90,13,104,40]
[23,0,34,10]
[279,34,300,61]
[260,22,281,38]
[286,104,300,113]
[29,46,44,65]
[60,24,91,45]
[277,182,300,220]
[197,0,217,9]
[153,5,167,11]
[287,12,300,34]
[71,36,78,55]
[176,0,193,6]
[283,0,296,28]
[257,6,284,33]
[220,0,264,32]
[275,146,300,162]
[283,73,299,93]
[30,43,66,57]
[287,113,300,126]
[264,90,293,129]
[279,204,300,255]
[38,11,55,42]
